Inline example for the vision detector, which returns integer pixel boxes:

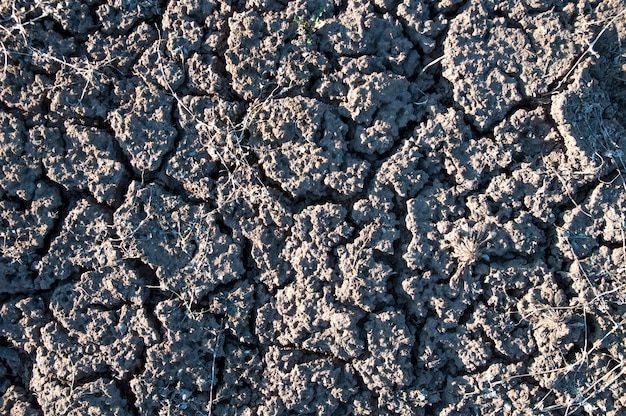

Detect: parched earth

[1,0,626,415]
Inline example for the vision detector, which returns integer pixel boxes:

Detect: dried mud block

[205,280,256,344]
[161,0,217,58]
[444,135,513,193]
[283,203,352,283]
[166,96,242,199]
[497,213,544,257]
[256,203,367,361]
[416,317,460,374]
[133,46,185,92]
[253,97,349,198]
[558,180,626,260]
[35,200,115,290]
[30,265,157,399]
[455,332,493,372]
[0,297,47,357]
[238,195,293,289]
[186,52,228,95]
[443,2,519,130]
[350,185,396,224]
[336,219,398,311]
[396,0,447,54]
[224,5,333,93]
[398,273,431,322]
[475,260,547,360]
[353,311,415,390]
[31,322,120,404]
[258,347,359,415]
[375,137,428,198]
[131,300,223,415]
[441,362,530,415]
[494,107,554,154]
[42,124,126,205]
[443,2,578,130]
[49,0,94,36]
[0,111,39,200]
[551,66,626,185]
[471,164,569,227]
[48,262,154,335]
[324,155,371,197]
[474,303,535,361]
[48,63,113,120]
[211,341,264,415]
[341,72,415,154]
[316,55,380,99]
[86,23,158,73]
[322,0,418,74]
[517,275,584,356]
[0,183,61,293]
[96,0,161,35]
[0,385,39,416]
[0,65,51,114]
[259,279,366,360]
[403,191,456,274]
[114,182,244,297]
[412,108,497,193]
[225,10,285,99]
[34,377,128,416]
[493,3,580,89]
[374,387,430,415]
[256,201,347,352]
[32,306,155,385]
[486,108,568,223]
[322,0,380,55]
[109,85,177,173]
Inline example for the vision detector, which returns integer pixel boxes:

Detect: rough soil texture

[1,0,626,415]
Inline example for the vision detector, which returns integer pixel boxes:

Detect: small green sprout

[294,8,326,45]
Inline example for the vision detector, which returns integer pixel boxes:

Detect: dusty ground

[1,0,626,415]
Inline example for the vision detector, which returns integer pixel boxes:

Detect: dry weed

[145,29,290,210]
[496,219,626,414]
[553,8,626,92]
[0,0,115,104]
[444,221,493,290]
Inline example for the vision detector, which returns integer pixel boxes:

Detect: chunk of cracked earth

[252,96,349,198]
[558,179,626,260]
[0,183,61,294]
[131,300,223,415]
[0,111,40,200]
[36,200,115,291]
[225,10,284,100]
[108,84,177,173]
[442,1,580,131]
[375,137,428,198]
[260,277,367,360]
[353,311,415,389]
[551,66,626,184]
[42,124,126,205]
[341,71,415,154]
[396,0,447,54]
[35,263,157,395]
[34,378,130,416]
[336,220,398,312]
[282,203,353,281]
[258,347,360,414]
[114,181,244,298]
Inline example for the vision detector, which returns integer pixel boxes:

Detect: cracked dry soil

[1,0,626,415]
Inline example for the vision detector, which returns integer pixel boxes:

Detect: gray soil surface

[1,0,626,415]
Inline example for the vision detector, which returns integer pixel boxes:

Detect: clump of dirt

[1,0,626,415]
